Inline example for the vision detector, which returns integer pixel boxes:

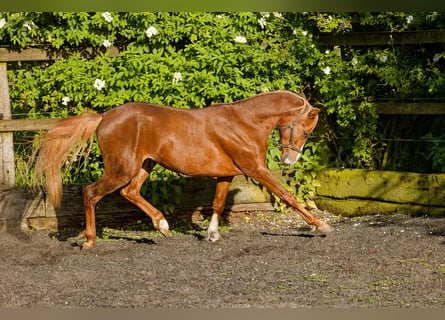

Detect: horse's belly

[153,146,242,177]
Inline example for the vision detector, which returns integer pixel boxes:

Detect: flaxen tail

[31,110,103,207]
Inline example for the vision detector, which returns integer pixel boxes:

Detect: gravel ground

[0,210,444,308]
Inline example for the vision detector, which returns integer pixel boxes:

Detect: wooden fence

[1,30,445,188]
[316,30,445,46]
[0,46,119,187]
[0,63,15,188]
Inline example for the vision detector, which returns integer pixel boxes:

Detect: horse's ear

[308,108,320,119]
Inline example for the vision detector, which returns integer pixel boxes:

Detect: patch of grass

[371,278,401,288]
[436,264,445,275]
[271,273,330,293]
[302,273,330,285]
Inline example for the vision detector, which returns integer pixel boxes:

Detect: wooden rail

[0,47,120,62]
[0,30,443,62]
[317,30,445,46]
[376,102,445,115]
[0,118,58,132]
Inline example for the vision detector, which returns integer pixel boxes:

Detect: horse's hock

[315,168,445,217]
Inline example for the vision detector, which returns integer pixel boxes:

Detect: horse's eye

[303,131,309,138]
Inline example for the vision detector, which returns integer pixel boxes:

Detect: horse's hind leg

[120,160,170,236]
[207,176,233,242]
[81,174,131,249]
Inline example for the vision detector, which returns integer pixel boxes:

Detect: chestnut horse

[33,90,333,248]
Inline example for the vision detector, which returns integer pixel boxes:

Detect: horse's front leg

[246,167,334,234]
[207,176,233,242]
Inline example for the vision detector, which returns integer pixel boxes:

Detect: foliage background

[1,12,445,210]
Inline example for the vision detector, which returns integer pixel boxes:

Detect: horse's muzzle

[281,152,299,165]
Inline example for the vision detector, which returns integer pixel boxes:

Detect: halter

[273,102,310,153]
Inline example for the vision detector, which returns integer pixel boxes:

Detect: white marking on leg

[207,213,221,242]
[159,219,169,231]
[208,213,219,234]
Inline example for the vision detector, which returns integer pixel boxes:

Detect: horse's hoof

[159,229,169,237]
[317,221,335,234]
[158,219,169,237]
[206,232,221,242]
[82,240,95,250]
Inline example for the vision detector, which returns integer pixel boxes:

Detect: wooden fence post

[0,63,15,187]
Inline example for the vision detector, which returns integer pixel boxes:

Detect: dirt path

[0,211,444,308]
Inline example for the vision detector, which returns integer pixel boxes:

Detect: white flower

[93,79,106,91]
[260,12,270,18]
[0,18,6,29]
[234,35,247,43]
[325,50,330,54]
[406,15,413,24]
[293,29,308,37]
[145,26,158,38]
[61,97,71,106]
[23,21,35,30]
[102,12,113,22]
[433,53,441,62]
[102,39,112,47]
[376,53,388,63]
[258,17,267,29]
[216,15,223,18]
[351,57,358,68]
[172,72,182,84]
[273,12,283,19]
[322,66,331,75]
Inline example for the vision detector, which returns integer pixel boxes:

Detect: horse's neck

[243,94,307,127]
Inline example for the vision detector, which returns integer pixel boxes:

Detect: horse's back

[96,102,243,176]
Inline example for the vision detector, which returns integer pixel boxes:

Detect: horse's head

[275,103,320,165]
